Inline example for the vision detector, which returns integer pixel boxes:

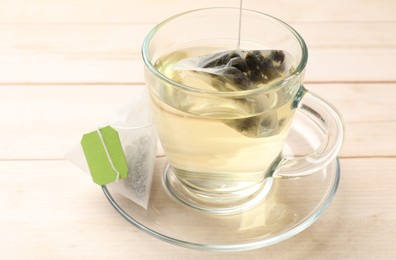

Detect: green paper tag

[81,126,128,185]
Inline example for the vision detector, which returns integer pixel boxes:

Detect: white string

[110,122,153,130]
[96,128,121,182]
[236,0,243,49]
[95,123,153,182]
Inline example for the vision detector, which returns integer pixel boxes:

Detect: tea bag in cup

[172,49,294,137]
[173,49,293,91]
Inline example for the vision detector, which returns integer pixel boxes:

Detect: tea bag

[106,91,157,209]
[65,89,157,209]
[173,49,294,137]
[173,49,293,91]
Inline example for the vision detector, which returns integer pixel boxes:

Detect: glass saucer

[102,102,341,252]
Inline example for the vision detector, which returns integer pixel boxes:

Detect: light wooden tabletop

[1,0,395,259]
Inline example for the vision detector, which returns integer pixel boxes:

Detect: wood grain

[0,158,394,259]
[1,0,395,24]
[0,23,394,83]
[1,0,395,258]
[0,84,395,159]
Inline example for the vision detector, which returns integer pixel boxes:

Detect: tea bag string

[96,123,154,182]
[236,0,243,49]
[110,123,153,130]
[96,128,121,182]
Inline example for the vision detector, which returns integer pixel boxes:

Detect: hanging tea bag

[173,49,293,91]
[173,49,294,137]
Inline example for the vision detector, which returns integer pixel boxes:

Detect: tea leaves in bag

[173,49,293,91]
[173,49,294,137]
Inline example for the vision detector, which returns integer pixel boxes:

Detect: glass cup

[142,8,344,214]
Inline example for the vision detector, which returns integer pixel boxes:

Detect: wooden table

[1,0,395,259]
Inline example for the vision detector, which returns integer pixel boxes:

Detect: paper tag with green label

[81,126,128,185]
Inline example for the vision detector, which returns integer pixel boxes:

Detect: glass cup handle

[275,89,344,177]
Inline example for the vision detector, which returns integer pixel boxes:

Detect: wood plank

[0,23,395,83]
[2,23,395,55]
[303,158,396,259]
[1,23,394,54]
[306,48,395,83]
[0,48,392,83]
[0,53,145,84]
[0,24,149,83]
[293,22,396,48]
[339,121,396,158]
[0,85,144,160]
[306,83,396,123]
[0,0,395,24]
[0,158,395,259]
[0,84,394,159]
[1,0,393,259]
[308,83,396,158]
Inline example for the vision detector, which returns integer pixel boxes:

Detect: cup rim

[141,7,308,97]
